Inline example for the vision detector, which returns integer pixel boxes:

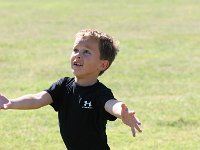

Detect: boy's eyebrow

[73,44,92,51]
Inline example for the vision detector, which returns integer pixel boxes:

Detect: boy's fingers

[131,113,142,132]
[134,116,141,125]
[136,117,141,126]
[131,125,136,137]
[135,123,142,132]
[121,104,142,134]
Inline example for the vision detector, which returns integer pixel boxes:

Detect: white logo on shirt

[82,100,93,109]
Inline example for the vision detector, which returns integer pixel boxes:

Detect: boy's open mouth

[74,62,83,66]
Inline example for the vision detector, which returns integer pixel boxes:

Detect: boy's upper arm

[35,91,53,107]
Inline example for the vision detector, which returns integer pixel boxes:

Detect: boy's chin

[72,71,82,77]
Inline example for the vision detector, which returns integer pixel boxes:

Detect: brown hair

[75,29,119,75]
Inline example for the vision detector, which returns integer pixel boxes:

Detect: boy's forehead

[74,36,99,47]
[73,36,100,52]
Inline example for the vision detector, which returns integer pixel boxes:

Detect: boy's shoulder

[57,77,75,85]
[96,80,113,94]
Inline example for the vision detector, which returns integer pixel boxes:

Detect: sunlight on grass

[0,0,200,149]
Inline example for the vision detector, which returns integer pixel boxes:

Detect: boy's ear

[100,60,109,71]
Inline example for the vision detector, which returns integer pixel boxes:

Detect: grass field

[0,0,200,149]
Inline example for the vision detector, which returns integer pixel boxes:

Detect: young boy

[0,29,142,150]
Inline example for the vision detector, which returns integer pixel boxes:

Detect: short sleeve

[45,77,66,111]
[97,88,117,121]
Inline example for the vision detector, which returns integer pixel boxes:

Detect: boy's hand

[121,104,142,137]
[0,94,11,109]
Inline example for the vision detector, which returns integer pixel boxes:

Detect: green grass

[0,0,200,149]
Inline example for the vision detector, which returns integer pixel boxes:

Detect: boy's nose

[75,52,81,59]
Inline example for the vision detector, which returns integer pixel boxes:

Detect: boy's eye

[73,49,79,53]
[84,50,91,54]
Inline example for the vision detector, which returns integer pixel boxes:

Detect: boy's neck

[74,76,98,86]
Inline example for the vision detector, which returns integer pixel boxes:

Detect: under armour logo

[82,100,93,109]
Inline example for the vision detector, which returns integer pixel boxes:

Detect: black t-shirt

[46,77,117,150]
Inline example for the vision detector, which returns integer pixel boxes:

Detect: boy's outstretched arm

[0,91,52,110]
[105,100,142,137]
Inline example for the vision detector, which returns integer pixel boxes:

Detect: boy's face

[70,36,108,79]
